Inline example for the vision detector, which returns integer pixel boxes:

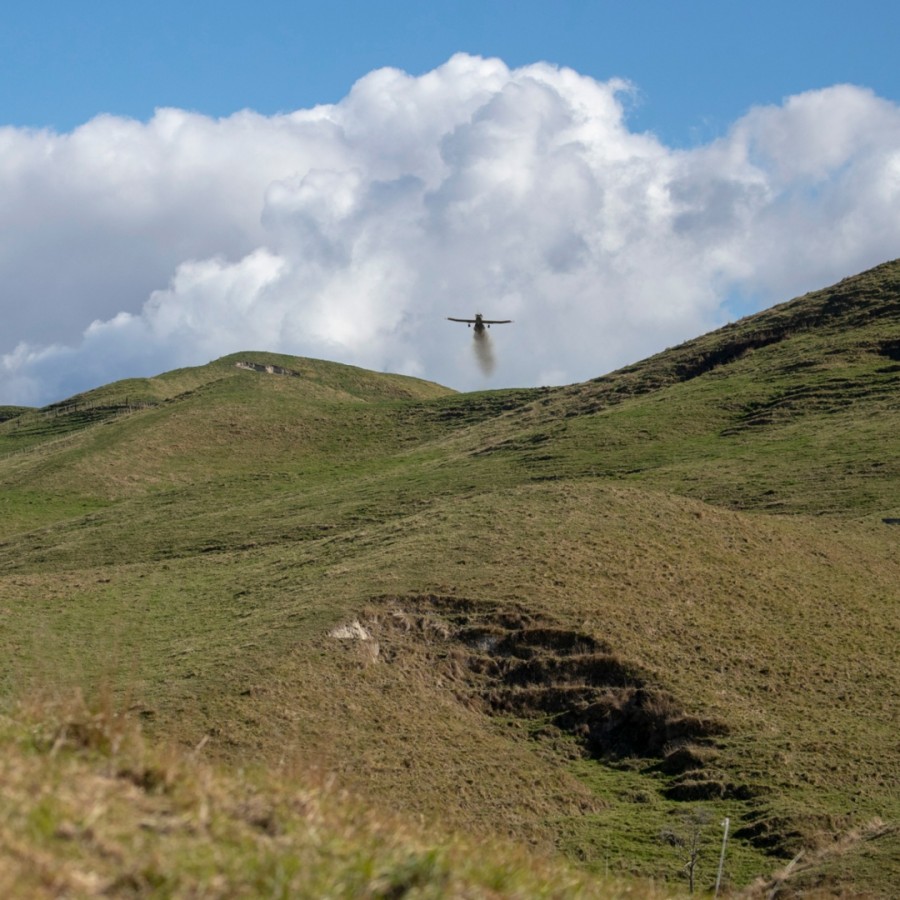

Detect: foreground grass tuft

[0,694,683,899]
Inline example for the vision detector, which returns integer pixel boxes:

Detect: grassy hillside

[2,694,656,898]
[1,262,898,896]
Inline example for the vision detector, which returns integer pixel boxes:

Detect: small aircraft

[447,313,513,335]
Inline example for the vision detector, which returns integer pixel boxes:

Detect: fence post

[714,816,730,897]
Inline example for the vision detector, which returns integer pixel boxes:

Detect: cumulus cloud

[2,54,900,405]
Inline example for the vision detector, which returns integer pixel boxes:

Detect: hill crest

[584,257,900,400]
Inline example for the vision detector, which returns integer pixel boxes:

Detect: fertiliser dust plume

[473,330,496,376]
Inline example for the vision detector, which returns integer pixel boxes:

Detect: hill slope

[1,262,898,896]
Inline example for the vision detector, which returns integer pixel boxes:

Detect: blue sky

[2,1,900,404]
[5,1,899,143]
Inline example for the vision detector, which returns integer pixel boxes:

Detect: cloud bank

[3,54,900,405]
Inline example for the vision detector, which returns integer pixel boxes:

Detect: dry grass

[0,694,682,898]
[738,819,898,899]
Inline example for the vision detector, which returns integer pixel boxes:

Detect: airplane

[447,313,513,334]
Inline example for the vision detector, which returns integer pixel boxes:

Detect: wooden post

[714,817,730,897]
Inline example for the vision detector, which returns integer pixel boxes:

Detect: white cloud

[2,55,900,405]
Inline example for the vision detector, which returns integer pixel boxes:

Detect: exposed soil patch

[877,338,900,361]
[668,330,787,382]
[234,361,300,377]
[359,594,730,782]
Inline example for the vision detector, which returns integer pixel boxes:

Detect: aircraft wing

[480,319,512,324]
[447,317,477,323]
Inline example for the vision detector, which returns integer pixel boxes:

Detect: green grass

[0,406,31,423]
[4,697,665,899]
[1,259,899,896]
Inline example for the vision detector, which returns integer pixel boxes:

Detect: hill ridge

[579,257,900,400]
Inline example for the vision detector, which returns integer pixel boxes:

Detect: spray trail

[473,330,496,376]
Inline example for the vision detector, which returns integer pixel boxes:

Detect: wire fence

[0,400,157,461]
